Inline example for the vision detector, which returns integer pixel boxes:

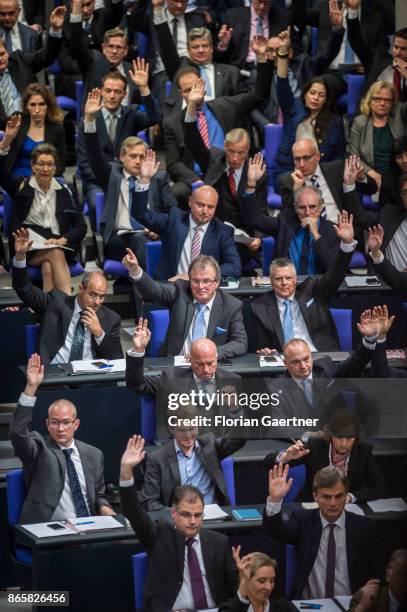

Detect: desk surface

[0,288,22,307]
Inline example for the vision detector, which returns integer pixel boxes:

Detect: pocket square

[306,298,315,308]
[216,327,227,335]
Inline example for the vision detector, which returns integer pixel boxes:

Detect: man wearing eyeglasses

[10,353,115,523]
[279,139,377,221]
[120,437,238,611]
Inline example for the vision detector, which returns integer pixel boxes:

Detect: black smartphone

[262,355,279,362]
[47,523,65,530]
[365,277,380,286]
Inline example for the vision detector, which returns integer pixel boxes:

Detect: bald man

[130,165,241,280]
[279,139,377,222]
[10,354,114,523]
[12,241,123,363]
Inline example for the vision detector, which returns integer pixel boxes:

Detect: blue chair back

[140,395,156,442]
[220,456,236,505]
[285,544,297,597]
[6,469,26,525]
[95,191,105,232]
[137,33,149,58]
[329,308,352,351]
[149,309,170,357]
[283,464,306,502]
[1,189,13,234]
[347,74,365,118]
[264,124,283,180]
[310,27,318,56]
[131,551,148,611]
[261,236,276,276]
[146,241,162,278]
[25,323,40,358]
[75,80,84,120]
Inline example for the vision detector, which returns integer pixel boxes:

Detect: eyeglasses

[296,204,320,212]
[177,510,204,519]
[294,153,316,164]
[190,278,217,286]
[34,162,56,168]
[87,291,106,301]
[371,96,393,104]
[105,44,126,51]
[48,419,76,429]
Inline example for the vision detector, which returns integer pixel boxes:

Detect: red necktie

[228,167,237,198]
[191,226,202,262]
[186,538,208,609]
[393,67,401,101]
[197,111,210,149]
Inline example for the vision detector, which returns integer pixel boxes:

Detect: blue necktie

[283,299,294,342]
[128,176,145,231]
[256,16,264,36]
[69,313,85,362]
[63,448,89,517]
[344,34,354,64]
[83,20,91,32]
[199,65,212,97]
[300,378,314,406]
[192,303,206,342]
[4,30,12,53]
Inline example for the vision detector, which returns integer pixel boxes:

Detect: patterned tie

[191,226,202,262]
[192,303,206,341]
[68,313,85,362]
[282,299,294,342]
[171,17,178,45]
[325,524,336,597]
[227,168,237,198]
[185,538,209,609]
[393,67,402,101]
[128,176,145,230]
[310,174,320,190]
[197,110,210,149]
[83,20,91,32]
[300,378,314,406]
[107,112,118,143]
[256,16,264,36]
[199,65,212,97]
[0,70,15,117]
[4,29,12,53]
[63,448,89,518]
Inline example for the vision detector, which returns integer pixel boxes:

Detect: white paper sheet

[21,522,76,538]
[174,356,191,367]
[335,596,352,610]
[28,229,74,252]
[69,516,123,531]
[203,504,229,520]
[366,497,407,513]
[344,276,380,288]
[344,504,364,516]
[70,359,125,373]
[259,355,284,368]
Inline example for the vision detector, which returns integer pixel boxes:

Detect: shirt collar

[73,297,82,316]
[193,293,216,310]
[293,373,313,385]
[189,216,210,232]
[29,176,62,194]
[58,439,77,452]
[320,509,346,529]
[102,106,122,121]
[305,164,322,181]
[174,438,200,457]
[276,292,296,306]
[193,373,216,385]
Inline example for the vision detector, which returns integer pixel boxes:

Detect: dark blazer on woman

[5,116,66,176]
[263,437,386,502]
[219,594,293,611]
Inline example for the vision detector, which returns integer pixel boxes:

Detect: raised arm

[83,89,110,191]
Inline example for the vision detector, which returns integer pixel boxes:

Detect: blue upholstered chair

[6,469,32,565]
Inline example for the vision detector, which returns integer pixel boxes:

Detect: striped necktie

[191,226,202,262]
[0,70,15,117]
[228,168,237,198]
[197,110,210,148]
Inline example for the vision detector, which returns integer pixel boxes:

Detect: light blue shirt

[174,439,215,504]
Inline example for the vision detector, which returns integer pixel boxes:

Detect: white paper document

[22,516,123,538]
[28,229,74,252]
[68,516,123,531]
[174,356,191,368]
[335,596,352,610]
[22,522,75,538]
[224,222,256,245]
[70,359,126,374]
[203,504,229,520]
[292,599,342,611]
[345,275,380,288]
[367,497,407,513]
[345,504,364,516]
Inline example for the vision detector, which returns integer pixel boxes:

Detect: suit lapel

[76,441,94,509]
[168,444,182,488]
[62,296,76,343]
[201,221,214,254]
[176,214,191,267]
[207,291,222,339]
[268,293,285,350]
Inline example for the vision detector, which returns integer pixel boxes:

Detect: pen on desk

[299,604,322,609]
[75,521,96,525]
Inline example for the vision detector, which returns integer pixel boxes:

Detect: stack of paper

[70,359,126,374]
[203,504,229,520]
[366,498,407,513]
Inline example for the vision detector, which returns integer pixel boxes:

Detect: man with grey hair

[241,156,342,273]
[0,0,40,53]
[10,353,115,523]
[122,250,247,358]
[12,227,123,363]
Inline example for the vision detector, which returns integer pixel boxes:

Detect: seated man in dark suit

[130,153,241,280]
[76,66,160,230]
[83,89,176,269]
[123,250,247,358]
[120,446,238,612]
[349,549,407,612]
[124,408,244,510]
[264,464,378,598]
[280,140,377,222]
[12,228,123,365]
[251,211,356,354]
[0,0,41,53]
[242,157,342,274]
[10,353,115,523]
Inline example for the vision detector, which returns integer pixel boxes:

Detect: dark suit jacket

[12,265,123,364]
[372,257,407,296]
[279,161,378,210]
[349,585,406,612]
[121,482,238,611]
[84,129,176,245]
[250,246,353,352]
[0,22,40,53]
[219,595,293,612]
[140,432,245,510]
[77,99,160,185]
[6,116,66,176]
[131,189,241,279]
[264,437,386,502]
[220,5,291,69]
[163,60,273,185]
[241,191,340,274]
[10,400,111,523]
[263,506,377,598]
[0,33,62,129]
[133,271,248,358]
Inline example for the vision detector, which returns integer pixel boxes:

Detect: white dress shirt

[304,164,338,222]
[177,216,210,275]
[24,177,62,236]
[7,24,23,52]
[173,534,216,610]
[51,438,91,521]
[385,218,407,271]
[181,294,216,356]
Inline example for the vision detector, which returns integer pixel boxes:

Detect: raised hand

[49,5,66,30]
[354,157,366,182]
[132,317,151,352]
[281,440,310,462]
[128,58,150,93]
[122,247,142,276]
[2,113,22,147]
[329,0,343,26]
[120,435,146,480]
[188,79,206,108]
[278,26,291,51]
[25,353,44,394]
[12,227,33,260]
[247,153,266,186]
[84,88,103,119]
[333,210,354,243]
[217,24,233,50]
[357,309,379,338]
[231,546,253,598]
[250,35,267,58]
[81,308,103,338]
[372,305,395,340]
[268,463,293,502]
[356,579,380,611]
[343,155,360,185]
[393,57,407,80]
[139,148,160,183]
[291,169,305,192]
[256,347,278,356]
[367,225,384,255]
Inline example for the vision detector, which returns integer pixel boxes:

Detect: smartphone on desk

[46,523,66,531]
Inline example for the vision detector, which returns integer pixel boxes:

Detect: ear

[312,490,317,503]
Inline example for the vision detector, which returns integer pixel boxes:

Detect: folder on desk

[232,508,262,521]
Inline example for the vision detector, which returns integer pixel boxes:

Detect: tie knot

[283,299,291,306]
[228,168,234,177]
[128,176,136,190]
[327,523,336,532]
[63,448,73,458]
[196,303,206,313]
[186,537,196,548]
